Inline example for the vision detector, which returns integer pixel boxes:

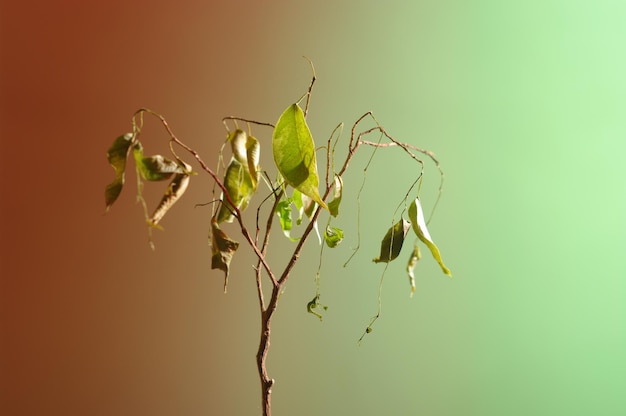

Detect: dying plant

[104,61,452,415]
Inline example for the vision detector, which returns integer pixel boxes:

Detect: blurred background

[1,1,625,415]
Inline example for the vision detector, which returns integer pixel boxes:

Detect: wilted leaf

[228,129,249,164]
[275,199,299,241]
[105,133,134,211]
[272,103,327,210]
[246,135,261,188]
[210,217,240,293]
[373,219,411,263]
[408,198,452,276]
[328,175,343,217]
[307,295,327,322]
[147,161,192,228]
[216,158,255,223]
[133,143,184,181]
[324,226,344,248]
[406,243,421,297]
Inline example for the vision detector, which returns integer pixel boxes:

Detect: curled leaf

[373,219,411,263]
[324,226,344,248]
[228,129,249,164]
[246,135,261,188]
[272,103,327,210]
[147,161,192,228]
[276,199,299,241]
[307,295,327,322]
[133,143,184,181]
[210,217,240,293]
[104,133,134,211]
[408,198,452,276]
[328,175,343,217]
[406,243,421,297]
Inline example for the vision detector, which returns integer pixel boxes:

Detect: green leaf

[307,295,327,322]
[216,158,255,223]
[324,226,344,248]
[275,199,300,241]
[408,198,452,277]
[373,219,411,263]
[147,161,192,228]
[133,143,184,181]
[105,133,134,211]
[292,190,304,225]
[210,217,240,293]
[406,243,421,297]
[272,103,327,210]
[328,175,343,217]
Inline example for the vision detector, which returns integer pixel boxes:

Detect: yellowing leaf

[408,198,452,277]
[210,217,240,293]
[228,129,249,164]
[246,135,261,188]
[272,103,327,210]
[104,133,134,211]
[373,219,411,263]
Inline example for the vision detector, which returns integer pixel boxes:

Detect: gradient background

[2,1,625,415]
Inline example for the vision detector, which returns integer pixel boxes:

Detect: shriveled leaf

[328,175,343,217]
[216,158,255,223]
[406,243,421,297]
[104,133,133,211]
[133,143,184,181]
[408,198,452,277]
[324,226,344,248]
[147,161,192,228]
[272,103,327,210]
[210,217,240,293]
[373,219,411,263]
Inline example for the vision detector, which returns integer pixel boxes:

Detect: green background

[2,1,625,415]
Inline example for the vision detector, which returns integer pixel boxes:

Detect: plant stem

[256,285,280,416]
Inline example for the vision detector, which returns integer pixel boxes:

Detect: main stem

[256,285,281,416]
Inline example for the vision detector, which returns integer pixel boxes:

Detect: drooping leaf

[373,219,411,263]
[408,198,452,277]
[272,103,327,210]
[133,143,184,181]
[104,133,134,211]
[328,175,343,217]
[216,158,255,223]
[147,161,192,228]
[275,199,299,241]
[228,129,249,164]
[246,135,261,188]
[406,243,421,297]
[210,217,240,293]
[324,226,344,248]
